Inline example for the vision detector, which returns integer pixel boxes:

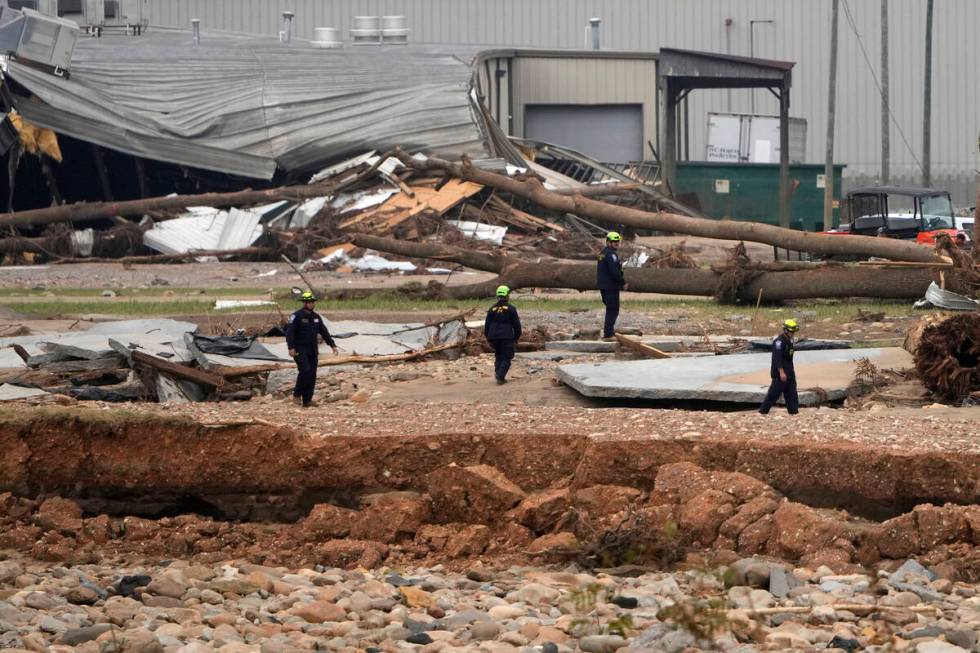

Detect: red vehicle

[829,186,958,244]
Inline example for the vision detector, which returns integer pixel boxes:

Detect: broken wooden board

[131,350,223,389]
[339,180,483,232]
[615,334,671,359]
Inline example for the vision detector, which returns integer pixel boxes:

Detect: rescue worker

[596,231,628,340]
[285,291,339,407]
[758,319,800,415]
[484,285,522,385]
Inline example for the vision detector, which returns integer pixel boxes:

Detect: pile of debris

[0,316,470,404]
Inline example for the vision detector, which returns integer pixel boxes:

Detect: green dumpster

[674,162,846,231]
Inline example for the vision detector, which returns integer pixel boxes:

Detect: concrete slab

[0,383,48,401]
[557,347,912,405]
[0,348,27,369]
[545,340,618,353]
[516,351,599,362]
[86,319,198,339]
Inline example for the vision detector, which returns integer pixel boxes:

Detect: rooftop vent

[381,15,408,44]
[351,15,379,45]
[311,26,340,48]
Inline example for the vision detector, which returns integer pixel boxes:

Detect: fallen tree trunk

[351,234,938,301]
[0,181,338,229]
[131,351,223,389]
[398,152,942,263]
[52,247,276,265]
[903,314,980,401]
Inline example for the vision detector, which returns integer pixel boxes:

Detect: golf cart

[831,185,959,244]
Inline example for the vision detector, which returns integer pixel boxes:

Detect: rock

[579,635,625,653]
[318,540,388,569]
[610,596,638,609]
[488,605,524,620]
[290,600,346,623]
[726,558,773,588]
[679,489,737,545]
[33,498,83,534]
[509,488,571,533]
[64,585,100,605]
[769,502,853,559]
[727,586,774,610]
[405,632,433,645]
[38,615,68,634]
[57,625,113,646]
[890,559,938,585]
[146,574,187,599]
[427,464,526,523]
[116,628,164,653]
[399,586,433,609]
[114,575,152,598]
[199,589,223,604]
[508,583,561,606]
[24,591,57,609]
[826,636,860,653]
[526,532,579,556]
[470,621,501,640]
[768,566,800,598]
[719,496,780,543]
[573,485,644,516]
[350,492,431,543]
[0,561,24,584]
[102,290,116,298]
[874,513,922,559]
[915,642,968,653]
[300,504,358,539]
[445,525,492,557]
[208,579,260,596]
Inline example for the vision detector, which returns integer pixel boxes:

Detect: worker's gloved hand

[331,346,340,356]
[779,369,788,383]
[288,349,297,358]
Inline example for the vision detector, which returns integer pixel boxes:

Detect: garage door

[524,104,643,163]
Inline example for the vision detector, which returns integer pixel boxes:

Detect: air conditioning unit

[0,6,78,76]
[3,0,58,15]
[82,0,145,32]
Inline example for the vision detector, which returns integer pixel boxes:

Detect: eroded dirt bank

[1,406,978,580]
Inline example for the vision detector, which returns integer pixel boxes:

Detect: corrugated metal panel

[7,31,490,179]
[143,0,979,203]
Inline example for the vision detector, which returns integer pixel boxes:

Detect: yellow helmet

[606,231,622,242]
[300,290,316,302]
[783,319,799,333]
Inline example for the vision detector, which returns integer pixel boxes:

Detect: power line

[840,0,923,175]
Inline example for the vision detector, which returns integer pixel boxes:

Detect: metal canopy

[657,48,795,228]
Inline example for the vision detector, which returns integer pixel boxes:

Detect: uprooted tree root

[905,313,980,401]
[559,505,689,571]
[712,242,764,304]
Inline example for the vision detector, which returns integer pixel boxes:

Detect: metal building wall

[147,0,979,204]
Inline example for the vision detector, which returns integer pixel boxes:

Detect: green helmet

[300,290,316,302]
[496,285,511,297]
[783,319,799,333]
[606,231,622,242]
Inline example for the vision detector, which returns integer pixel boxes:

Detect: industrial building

[1,0,975,221]
[105,0,972,207]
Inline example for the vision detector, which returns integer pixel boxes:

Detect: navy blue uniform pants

[759,374,799,414]
[600,289,620,338]
[490,339,515,381]
[293,349,319,405]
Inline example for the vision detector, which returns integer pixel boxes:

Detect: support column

[658,77,677,195]
[779,83,792,229]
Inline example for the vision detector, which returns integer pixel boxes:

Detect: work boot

[302,400,319,408]
[495,377,507,385]
[601,335,617,342]
[291,396,302,406]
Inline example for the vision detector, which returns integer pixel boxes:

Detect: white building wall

[145,0,980,204]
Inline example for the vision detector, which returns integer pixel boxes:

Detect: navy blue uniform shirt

[484,300,522,341]
[770,333,795,377]
[596,246,626,290]
[285,308,336,350]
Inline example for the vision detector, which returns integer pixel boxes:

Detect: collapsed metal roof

[3,30,495,179]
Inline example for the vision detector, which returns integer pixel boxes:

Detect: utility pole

[922,0,934,187]
[823,0,840,230]
[880,0,889,185]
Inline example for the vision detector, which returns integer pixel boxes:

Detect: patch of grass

[0,287,273,298]
[10,300,278,317]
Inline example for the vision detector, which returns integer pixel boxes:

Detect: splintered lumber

[131,350,223,389]
[340,179,482,231]
[903,314,980,401]
[614,334,671,359]
[350,233,938,302]
[397,151,943,263]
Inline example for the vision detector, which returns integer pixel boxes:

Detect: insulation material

[445,220,507,245]
[5,33,491,179]
[320,249,416,272]
[8,110,62,161]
